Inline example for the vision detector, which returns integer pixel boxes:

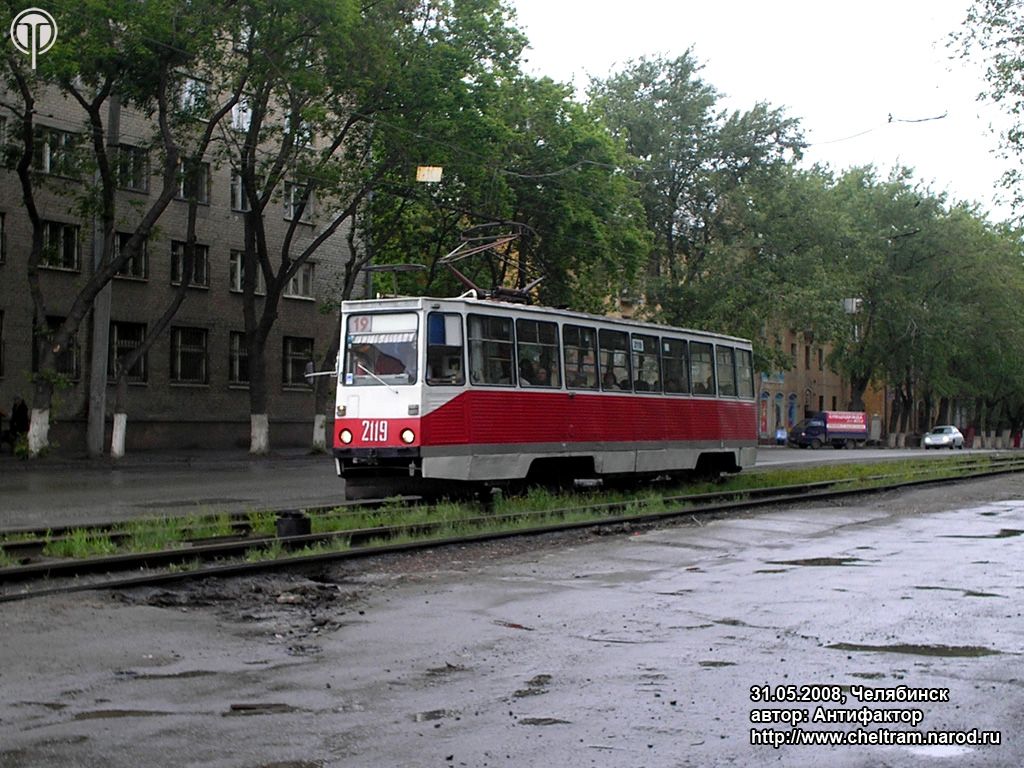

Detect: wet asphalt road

[0,446,1003,529]
[1,475,1021,767]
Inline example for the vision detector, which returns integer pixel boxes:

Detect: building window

[0,211,5,263]
[117,145,149,191]
[818,347,824,371]
[170,241,210,287]
[284,262,314,298]
[818,395,824,411]
[178,77,209,113]
[832,395,837,410]
[170,326,208,384]
[114,232,148,280]
[284,181,313,222]
[231,97,252,131]
[33,126,80,176]
[175,159,211,204]
[229,250,266,294]
[230,171,252,211]
[790,342,797,367]
[282,336,313,386]
[108,321,147,383]
[41,221,81,271]
[804,344,811,370]
[284,114,313,149]
[229,331,249,384]
[33,316,80,381]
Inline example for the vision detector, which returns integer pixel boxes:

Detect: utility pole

[86,96,119,457]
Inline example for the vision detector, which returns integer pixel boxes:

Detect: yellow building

[757,330,885,443]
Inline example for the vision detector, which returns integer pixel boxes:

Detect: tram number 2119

[361,420,389,442]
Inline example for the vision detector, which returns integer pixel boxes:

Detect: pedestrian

[775,425,787,445]
[2,396,29,450]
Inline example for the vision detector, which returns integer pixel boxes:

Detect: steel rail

[2,458,1023,603]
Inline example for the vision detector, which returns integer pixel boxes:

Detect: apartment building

[0,88,355,452]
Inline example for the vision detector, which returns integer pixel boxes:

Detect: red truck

[788,411,868,449]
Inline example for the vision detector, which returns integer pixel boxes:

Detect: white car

[922,425,965,449]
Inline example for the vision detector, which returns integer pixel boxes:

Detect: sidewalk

[0,446,325,472]
[2,448,343,531]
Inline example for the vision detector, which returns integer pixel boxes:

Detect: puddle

[941,529,1024,539]
[914,587,1005,598]
[767,557,864,567]
[514,674,553,698]
[827,642,1001,657]
[224,702,300,716]
[73,709,173,720]
[698,660,736,667]
[494,620,534,631]
[425,663,466,677]
[412,709,458,722]
[518,717,570,726]
[115,669,218,680]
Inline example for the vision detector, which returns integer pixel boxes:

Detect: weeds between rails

[0,454,1017,571]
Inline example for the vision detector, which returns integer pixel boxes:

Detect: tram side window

[563,324,598,389]
[516,318,560,387]
[716,346,737,396]
[630,334,661,392]
[735,348,755,398]
[662,338,689,394]
[599,329,631,391]
[426,312,465,386]
[467,314,516,386]
[690,341,715,395]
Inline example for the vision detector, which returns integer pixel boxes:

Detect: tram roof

[341,295,752,346]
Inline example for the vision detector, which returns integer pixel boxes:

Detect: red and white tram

[332,295,757,498]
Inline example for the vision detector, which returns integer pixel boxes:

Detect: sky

[511,0,1014,221]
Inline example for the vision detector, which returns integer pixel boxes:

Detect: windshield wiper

[357,362,399,394]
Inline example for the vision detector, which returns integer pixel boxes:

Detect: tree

[957,1,1024,215]
[588,52,804,335]
[214,0,529,453]
[368,73,649,313]
[0,0,235,456]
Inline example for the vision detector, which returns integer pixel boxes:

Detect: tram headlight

[400,428,415,444]
[339,428,353,444]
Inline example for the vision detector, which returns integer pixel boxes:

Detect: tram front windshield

[344,312,418,385]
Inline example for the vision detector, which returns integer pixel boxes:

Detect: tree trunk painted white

[312,414,326,451]
[250,413,270,455]
[111,412,127,459]
[27,408,50,457]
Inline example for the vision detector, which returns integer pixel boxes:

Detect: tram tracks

[2,454,1023,602]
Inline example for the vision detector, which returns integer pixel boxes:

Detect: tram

[331,294,757,498]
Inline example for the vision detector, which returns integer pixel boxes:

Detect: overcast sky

[511,0,1014,221]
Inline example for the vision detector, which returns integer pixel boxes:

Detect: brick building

[0,87,356,452]
[757,329,885,443]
